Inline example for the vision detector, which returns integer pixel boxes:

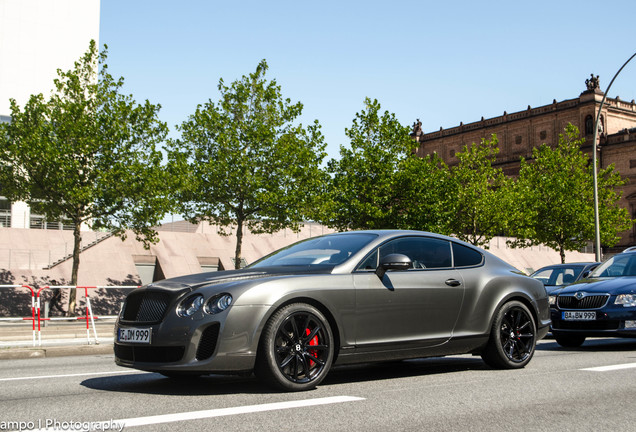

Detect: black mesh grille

[122,291,171,323]
[196,323,220,360]
[114,344,185,363]
[557,295,609,310]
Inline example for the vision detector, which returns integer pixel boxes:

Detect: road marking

[0,370,146,382]
[51,396,365,431]
[581,362,636,372]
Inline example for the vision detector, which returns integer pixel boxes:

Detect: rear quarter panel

[452,260,549,339]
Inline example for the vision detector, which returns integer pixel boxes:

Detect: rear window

[452,243,483,267]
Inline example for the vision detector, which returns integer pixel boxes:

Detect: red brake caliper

[306,328,318,367]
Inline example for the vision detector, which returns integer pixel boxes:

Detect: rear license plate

[563,311,596,321]
[118,327,151,343]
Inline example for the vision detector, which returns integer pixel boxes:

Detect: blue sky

[100,0,636,161]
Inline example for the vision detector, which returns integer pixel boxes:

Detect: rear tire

[256,303,334,392]
[481,301,536,369]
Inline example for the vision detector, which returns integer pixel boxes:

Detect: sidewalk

[0,320,116,360]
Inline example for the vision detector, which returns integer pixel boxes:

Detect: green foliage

[393,151,455,234]
[446,135,511,247]
[322,100,504,242]
[510,124,631,262]
[0,40,170,296]
[322,98,417,230]
[166,60,327,268]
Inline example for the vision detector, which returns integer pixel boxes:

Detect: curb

[0,344,113,360]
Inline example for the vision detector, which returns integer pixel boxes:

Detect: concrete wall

[0,223,595,288]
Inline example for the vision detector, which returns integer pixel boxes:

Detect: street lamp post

[591,52,636,262]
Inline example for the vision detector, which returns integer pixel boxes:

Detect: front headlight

[549,295,557,306]
[177,294,204,317]
[615,294,636,307]
[205,293,233,314]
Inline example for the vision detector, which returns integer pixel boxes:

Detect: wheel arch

[489,293,540,333]
[256,296,342,363]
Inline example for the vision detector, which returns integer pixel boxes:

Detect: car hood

[143,265,335,292]
[559,277,636,295]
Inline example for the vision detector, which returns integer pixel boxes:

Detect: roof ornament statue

[411,118,423,136]
[585,74,600,91]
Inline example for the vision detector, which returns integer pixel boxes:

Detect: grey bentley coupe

[114,230,550,391]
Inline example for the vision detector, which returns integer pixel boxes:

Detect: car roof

[534,262,598,270]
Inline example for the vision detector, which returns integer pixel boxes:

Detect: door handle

[445,279,461,287]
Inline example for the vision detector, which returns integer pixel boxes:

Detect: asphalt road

[0,338,635,432]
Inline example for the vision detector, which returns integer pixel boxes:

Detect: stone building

[411,75,636,250]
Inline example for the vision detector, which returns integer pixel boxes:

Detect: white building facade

[0,0,100,229]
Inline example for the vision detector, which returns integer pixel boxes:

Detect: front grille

[552,320,620,331]
[196,323,220,360]
[114,344,185,363]
[122,291,172,323]
[557,294,609,310]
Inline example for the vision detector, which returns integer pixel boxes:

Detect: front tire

[481,301,536,369]
[256,303,334,391]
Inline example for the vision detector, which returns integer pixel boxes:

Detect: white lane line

[581,362,636,372]
[0,370,146,382]
[51,396,365,431]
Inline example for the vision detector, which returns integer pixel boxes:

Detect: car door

[352,236,465,350]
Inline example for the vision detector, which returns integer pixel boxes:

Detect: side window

[377,237,452,269]
[451,242,483,267]
[358,250,378,270]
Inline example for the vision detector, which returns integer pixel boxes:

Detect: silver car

[114,230,550,391]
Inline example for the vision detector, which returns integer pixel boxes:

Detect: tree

[392,151,455,234]
[511,124,631,262]
[166,60,327,269]
[0,40,170,313]
[446,135,512,247]
[322,98,455,233]
[323,98,421,229]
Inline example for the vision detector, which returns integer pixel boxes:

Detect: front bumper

[550,306,636,338]
[114,304,272,373]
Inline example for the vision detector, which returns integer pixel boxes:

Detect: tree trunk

[234,216,244,270]
[66,219,82,316]
[559,245,566,264]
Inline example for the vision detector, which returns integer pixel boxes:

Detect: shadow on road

[323,356,486,386]
[81,372,269,396]
[537,337,636,353]
[81,356,487,396]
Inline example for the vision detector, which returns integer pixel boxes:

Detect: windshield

[248,233,377,268]
[590,253,636,278]
[531,266,584,286]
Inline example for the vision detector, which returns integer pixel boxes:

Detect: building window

[630,160,636,169]
[585,115,594,135]
[231,257,248,269]
[29,214,73,230]
[0,197,10,228]
[540,130,547,140]
[515,135,523,145]
[198,256,222,272]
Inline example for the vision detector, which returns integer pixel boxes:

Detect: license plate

[118,327,151,343]
[563,311,596,321]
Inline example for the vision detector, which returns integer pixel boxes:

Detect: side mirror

[376,253,412,279]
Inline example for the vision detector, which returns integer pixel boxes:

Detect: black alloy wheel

[256,303,334,391]
[482,301,536,369]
